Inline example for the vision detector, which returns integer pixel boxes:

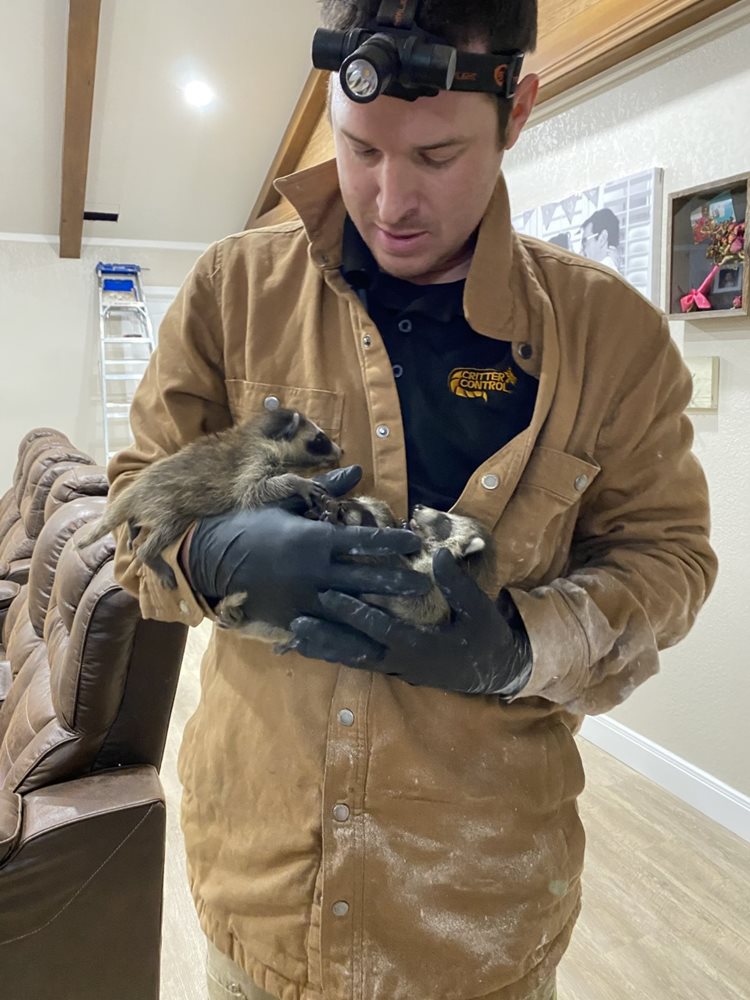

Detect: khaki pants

[206,940,557,1000]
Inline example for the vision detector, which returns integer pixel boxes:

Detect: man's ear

[503,73,539,151]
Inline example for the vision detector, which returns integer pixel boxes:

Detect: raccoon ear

[462,535,486,556]
[263,409,302,440]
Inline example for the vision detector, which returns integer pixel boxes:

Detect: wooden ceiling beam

[59,0,101,259]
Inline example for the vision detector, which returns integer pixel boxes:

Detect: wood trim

[527,0,742,101]
[59,0,102,259]
[245,0,743,229]
[244,70,329,229]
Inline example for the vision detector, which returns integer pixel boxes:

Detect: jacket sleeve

[107,243,230,627]
[506,319,718,715]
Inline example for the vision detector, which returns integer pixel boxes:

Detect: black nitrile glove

[187,465,431,631]
[285,548,533,698]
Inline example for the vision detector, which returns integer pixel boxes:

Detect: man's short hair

[583,208,621,248]
[319,1,538,143]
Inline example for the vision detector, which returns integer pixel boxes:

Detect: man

[580,207,622,272]
[109,2,717,998]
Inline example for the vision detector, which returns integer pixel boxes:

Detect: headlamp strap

[376,0,419,30]
[452,51,525,99]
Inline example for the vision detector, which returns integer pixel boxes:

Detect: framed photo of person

[512,168,664,306]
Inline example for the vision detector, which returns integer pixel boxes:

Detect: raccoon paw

[297,479,329,512]
[215,591,248,629]
[317,497,347,524]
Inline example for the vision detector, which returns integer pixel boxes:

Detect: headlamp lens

[343,58,380,100]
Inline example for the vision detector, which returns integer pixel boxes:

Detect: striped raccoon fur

[322,495,494,627]
[76,408,341,589]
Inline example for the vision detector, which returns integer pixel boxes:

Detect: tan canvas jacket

[109,159,717,1000]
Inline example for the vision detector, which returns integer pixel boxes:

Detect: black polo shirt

[341,216,538,511]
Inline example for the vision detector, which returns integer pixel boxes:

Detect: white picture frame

[712,266,743,295]
[512,168,665,306]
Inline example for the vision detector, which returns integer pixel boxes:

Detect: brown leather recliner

[0,428,69,547]
[0,465,110,648]
[0,435,97,586]
[0,497,187,999]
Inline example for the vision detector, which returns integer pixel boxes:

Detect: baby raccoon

[216,497,493,645]
[76,407,341,589]
[324,496,493,627]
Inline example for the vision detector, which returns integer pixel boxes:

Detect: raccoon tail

[74,513,118,550]
[74,491,130,549]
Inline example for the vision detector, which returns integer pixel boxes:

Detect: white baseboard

[579,715,750,844]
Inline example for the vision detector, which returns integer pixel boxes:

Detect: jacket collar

[275,158,541,369]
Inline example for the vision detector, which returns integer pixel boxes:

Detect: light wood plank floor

[160,624,750,1000]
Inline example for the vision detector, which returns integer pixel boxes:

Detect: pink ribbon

[680,265,720,313]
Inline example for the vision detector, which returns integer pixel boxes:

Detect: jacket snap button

[376,425,390,439]
[332,900,350,917]
[333,804,350,822]
[362,334,372,347]
[263,395,280,411]
[398,319,412,333]
[481,474,500,490]
[518,343,533,360]
[574,474,589,492]
[338,709,354,726]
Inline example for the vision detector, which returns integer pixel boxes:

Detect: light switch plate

[686,356,720,413]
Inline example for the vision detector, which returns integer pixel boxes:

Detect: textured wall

[504,17,750,794]
[0,240,199,471]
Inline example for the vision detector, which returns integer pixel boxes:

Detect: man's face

[581,224,607,262]
[330,80,521,284]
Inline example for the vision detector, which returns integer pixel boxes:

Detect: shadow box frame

[666,171,749,321]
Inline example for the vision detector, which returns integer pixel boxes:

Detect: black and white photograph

[512,168,665,304]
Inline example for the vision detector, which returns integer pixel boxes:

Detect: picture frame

[666,172,749,320]
[713,266,743,295]
[511,168,664,306]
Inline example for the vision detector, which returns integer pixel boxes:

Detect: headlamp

[312,0,524,104]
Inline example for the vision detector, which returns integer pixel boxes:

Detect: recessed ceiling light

[183,80,215,108]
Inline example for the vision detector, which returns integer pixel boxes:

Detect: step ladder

[96,262,155,462]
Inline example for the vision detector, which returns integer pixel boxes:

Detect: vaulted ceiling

[0,0,321,252]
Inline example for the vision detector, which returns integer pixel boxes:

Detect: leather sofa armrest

[0,787,22,864]
[0,579,20,610]
[4,558,31,586]
[0,661,12,705]
[0,766,166,1000]
[0,579,20,639]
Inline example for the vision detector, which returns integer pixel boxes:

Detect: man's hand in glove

[285,547,533,698]
[184,465,432,631]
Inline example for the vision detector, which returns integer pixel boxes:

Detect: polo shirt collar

[275,158,540,367]
[340,215,465,323]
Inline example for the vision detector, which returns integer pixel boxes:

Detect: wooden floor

[160,623,750,1000]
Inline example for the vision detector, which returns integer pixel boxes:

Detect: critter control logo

[449,367,518,402]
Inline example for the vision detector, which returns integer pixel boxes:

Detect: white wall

[0,238,200,471]
[504,11,750,795]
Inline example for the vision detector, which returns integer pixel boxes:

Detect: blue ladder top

[96,262,141,275]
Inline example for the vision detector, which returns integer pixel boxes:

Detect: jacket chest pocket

[491,446,600,591]
[224,379,344,439]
